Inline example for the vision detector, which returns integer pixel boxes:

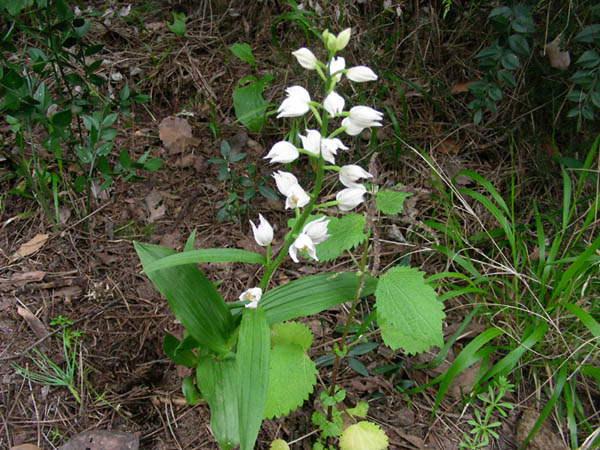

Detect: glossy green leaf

[134,242,234,353]
[260,272,377,324]
[142,248,266,273]
[197,355,239,450]
[236,308,270,450]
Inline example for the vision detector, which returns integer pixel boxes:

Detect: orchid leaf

[375,266,444,354]
[264,343,317,419]
[237,307,270,450]
[261,272,377,324]
[141,248,266,272]
[134,242,234,353]
[163,333,196,368]
[181,375,202,405]
[196,355,239,450]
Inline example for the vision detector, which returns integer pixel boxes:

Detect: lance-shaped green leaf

[236,308,270,450]
[142,248,266,273]
[375,266,445,354]
[196,355,239,450]
[261,272,377,324]
[134,242,234,353]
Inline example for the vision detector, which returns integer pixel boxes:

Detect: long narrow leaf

[142,248,266,272]
[236,308,270,450]
[552,234,600,301]
[196,356,239,450]
[563,304,600,337]
[134,242,234,353]
[260,272,377,324]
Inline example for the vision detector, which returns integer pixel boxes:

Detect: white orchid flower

[289,233,318,263]
[346,66,378,82]
[339,165,373,188]
[285,183,310,209]
[249,214,273,246]
[239,287,262,309]
[277,86,311,118]
[292,47,318,70]
[299,129,322,156]
[337,185,368,211]
[329,56,346,82]
[265,141,299,164]
[336,28,351,51]
[323,91,345,117]
[303,217,330,244]
[321,137,348,164]
[273,170,300,197]
[342,105,383,135]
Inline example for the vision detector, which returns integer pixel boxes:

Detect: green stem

[326,231,371,421]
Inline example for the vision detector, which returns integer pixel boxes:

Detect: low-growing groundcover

[1,1,599,449]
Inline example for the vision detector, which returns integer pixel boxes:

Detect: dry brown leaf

[158,116,199,154]
[145,190,166,223]
[11,234,49,260]
[450,81,471,95]
[9,271,46,287]
[17,306,48,339]
[545,36,570,70]
[435,138,460,155]
[159,230,181,249]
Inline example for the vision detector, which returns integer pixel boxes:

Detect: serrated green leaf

[316,214,368,262]
[376,189,411,215]
[375,266,445,354]
[264,343,317,419]
[237,308,270,450]
[346,401,369,418]
[339,421,389,450]
[271,321,313,351]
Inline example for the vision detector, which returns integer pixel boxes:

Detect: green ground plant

[0,0,160,225]
[13,315,83,404]
[135,28,444,450]
[410,135,600,448]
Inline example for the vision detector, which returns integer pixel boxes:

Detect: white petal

[273,170,299,197]
[346,66,378,82]
[289,233,318,263]
[303,217,330,244]
[292,47,318,70]
[250,213,273,246]
[285,184,310,209]
[323,91,345,117]
[342,117,365,136]
[336,185,367,211]
[277,86,311,118]
[299,129,322,155]
[265,141,299,163]
[339,165,373,188]
[329,56,346,82]
[240,287,263,308]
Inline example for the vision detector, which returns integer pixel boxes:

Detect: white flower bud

[277,86,311,118]
[265,141,299,164]
[292,47,318,70]
[336,28,352,51]
[339,165,373,188]
[346,66,378,82]
[249,214,273,246]
[336,185,368,211]
[323,91,345,117]
[303,217,330,244]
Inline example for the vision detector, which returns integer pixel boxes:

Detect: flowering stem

[328,126,346,139]
[326,230,371,421]
[258,156,325,291]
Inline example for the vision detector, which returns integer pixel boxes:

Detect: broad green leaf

[261,272,377,324]
[315,214,368,262]
[237,308,270,450]
[233,75,273,132]
[376,189,411,215]
[142,248,266,272]
[197,356,239,450]
[230,43,256,67]
[163,333,196,367]
[264,343,317,419]
[345,401,369,418]
[339,421,389,450]
[167,12,186,36]
[375,266,444,354]
[134,242,234,353]
[271,321,313,351]
[181,375,202,405]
